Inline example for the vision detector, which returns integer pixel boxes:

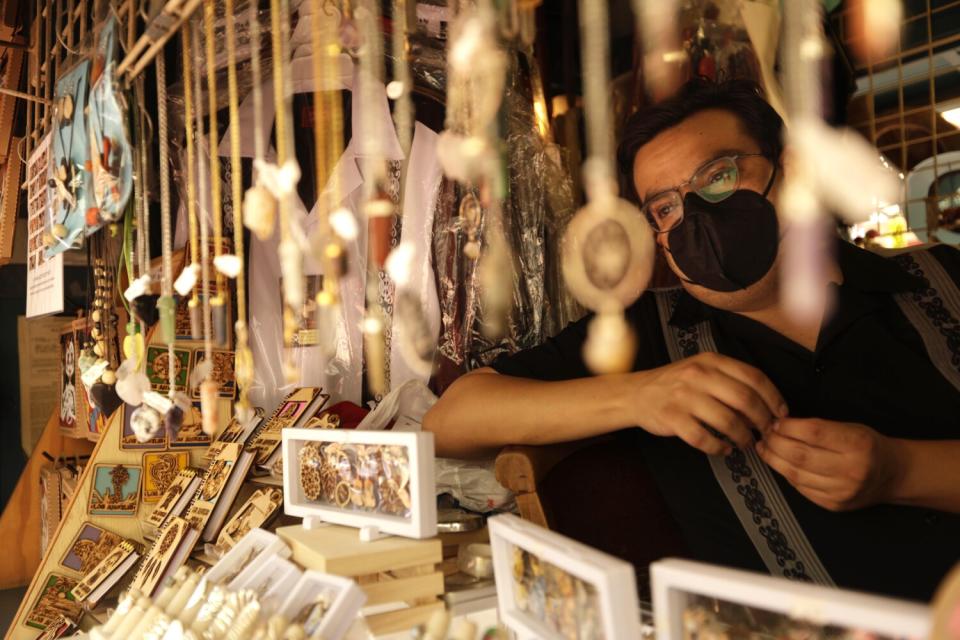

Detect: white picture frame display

[488,513,642,640]
[204,528,292,590]
[277,571,367,640]
[281,428,437,540]
[651,559,931,640]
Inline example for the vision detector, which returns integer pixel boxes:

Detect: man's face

[632,108,783,312]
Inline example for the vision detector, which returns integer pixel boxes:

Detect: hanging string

[157,50,176,394]
[181,25,202,320]
[137,80,151,351]
[203,0,228,342]
[249,0,265,169]
[390,0,413,157]
[310,0,332,212]
[578,0,614,190]
[193,17,214,364]
[271,0,304,380]
[225,0,251,411]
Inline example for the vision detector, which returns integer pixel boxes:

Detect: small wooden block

[361,571,443,607]
[364,600,445,636]
[276,524,441,578]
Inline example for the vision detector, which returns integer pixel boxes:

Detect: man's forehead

[632,109,754,200]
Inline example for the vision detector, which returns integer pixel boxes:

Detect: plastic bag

[356,380,514,513]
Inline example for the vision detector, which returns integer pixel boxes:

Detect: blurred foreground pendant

[562,0,655,375]
[200,379,219,436]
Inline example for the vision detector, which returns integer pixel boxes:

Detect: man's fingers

[689,394,754,449]
[673,416,732,456]
[706,353,788,421]
[756,440,839,492]
[761,433,844,476]
[703,370,776,432]
[775,418,862,452]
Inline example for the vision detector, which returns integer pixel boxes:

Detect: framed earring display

[488,513,642,640]
[277,571,367,640]
[650,559,930,640]
[281,428,437,540]
[231,554,302,610]
[205,528,292,589]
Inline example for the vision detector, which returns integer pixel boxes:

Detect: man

[423,79,960,602]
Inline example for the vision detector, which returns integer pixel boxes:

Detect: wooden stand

[276,524,445,636]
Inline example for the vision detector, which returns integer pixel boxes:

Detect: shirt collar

[668,239,925,328]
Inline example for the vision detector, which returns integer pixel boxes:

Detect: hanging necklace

[175,23,203,341]
[561,0,654,375]
[156,43,189,438]
[224,0,253,420]
[241,0,278,243]
[195,15,219,436]
[270,0,305,383]
[309,0,347,318]
[203,0,229,348]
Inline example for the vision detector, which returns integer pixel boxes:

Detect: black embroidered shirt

[491,241,960,602]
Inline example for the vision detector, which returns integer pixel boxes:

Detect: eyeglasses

[641,153,769,234]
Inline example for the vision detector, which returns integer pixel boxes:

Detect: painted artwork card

[25,574,83,630]
[120,402,166,449]
[88,464,142,516]
[142,452,190,503]
[145,345,191,393]
[191,349,237,399]
[60,523,122,573]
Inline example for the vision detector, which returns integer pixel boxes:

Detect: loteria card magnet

[25,574,83,630]
[88,463,142,516]
[142,452,190,503]
[60,523,122,573]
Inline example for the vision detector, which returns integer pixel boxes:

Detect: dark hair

[617,79,784,205]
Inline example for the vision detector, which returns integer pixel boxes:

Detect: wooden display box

[276,524,445,636]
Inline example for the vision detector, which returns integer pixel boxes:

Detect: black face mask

[666,167,779,292]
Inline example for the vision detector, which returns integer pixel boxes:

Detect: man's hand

[630,352,788,456]
[756,418,903,512]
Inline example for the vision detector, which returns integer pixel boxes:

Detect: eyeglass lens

[646,157,741,232]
